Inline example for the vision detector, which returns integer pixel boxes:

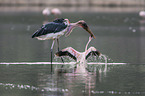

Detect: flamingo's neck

[85,36,92,51]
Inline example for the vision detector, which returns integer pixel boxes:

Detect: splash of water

[54,51,113,72]
[54,55,75,63]
[99,54,108,72]
[86,53,110,72]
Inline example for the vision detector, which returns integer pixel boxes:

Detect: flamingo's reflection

[37,64,107,96]
[37,36,108,95]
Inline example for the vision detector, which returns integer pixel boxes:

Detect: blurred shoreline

[0,6,144,13]
[0,0,145,13]
[0,0,145,7]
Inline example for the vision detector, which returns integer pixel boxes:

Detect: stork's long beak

[84,27,96,39]
[77,21,96,39]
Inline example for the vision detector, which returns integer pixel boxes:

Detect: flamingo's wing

[85,47,101,60]
[55,51,77,61]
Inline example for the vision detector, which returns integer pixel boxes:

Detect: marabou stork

[32,18,95,71]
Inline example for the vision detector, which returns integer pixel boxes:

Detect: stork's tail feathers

[32,29,40,38]
[32,32,37,38]
[32,28,44,38]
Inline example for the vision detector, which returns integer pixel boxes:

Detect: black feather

[86,51,100,60]
[32,18,67,38]
[53,18,64,23]
[56,51,77,61]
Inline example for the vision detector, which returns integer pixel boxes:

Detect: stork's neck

[68,23,78,32]
[69,23,78,27]
[65,23,78,37]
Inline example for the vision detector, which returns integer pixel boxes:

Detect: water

[0,64,145,96]
[0,6,145,96]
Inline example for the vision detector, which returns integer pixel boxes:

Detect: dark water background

[0,6,145,96]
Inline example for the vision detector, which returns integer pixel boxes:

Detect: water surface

[0,6,145,96]
[0,64,145,96]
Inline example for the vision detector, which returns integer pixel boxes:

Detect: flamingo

[55,36,101,64]
[55,45,101,73]
[42,8,51,20]
[139,11,145,18]
[51,8,61,18]
[55,46,101,62]
[55,37,101,73]
[32,18,95,72]
[42,8,61,20]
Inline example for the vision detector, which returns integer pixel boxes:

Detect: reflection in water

[0,83,39,91]
[1,6,145,96]
[139,19,145,32]
[0,64,145,96]
[0,79,145,95]
[37,67,103,96]
[40,56,108,95]
[139,17,145,63]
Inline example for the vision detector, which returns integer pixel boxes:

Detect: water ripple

[90,90,145,95]
[1,83,145,95]
[0,83,68,93]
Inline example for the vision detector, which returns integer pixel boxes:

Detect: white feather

[36,28,67,40]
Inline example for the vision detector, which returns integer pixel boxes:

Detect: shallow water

[0,64,145,96]
[0,6,145,96]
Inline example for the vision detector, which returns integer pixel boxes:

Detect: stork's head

[76,20,96,39]
[64,19,70,25]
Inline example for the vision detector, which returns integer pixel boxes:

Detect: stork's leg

[57,38,64,68]
[56,38,60,51]
[51,40,55,72]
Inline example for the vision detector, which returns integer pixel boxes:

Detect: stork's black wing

[86,51,101,60]
[32,19,67,38]
[55,51,77,61]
